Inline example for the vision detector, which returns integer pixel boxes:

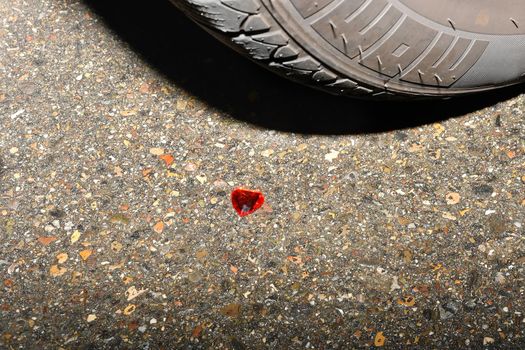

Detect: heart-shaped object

[231,188,265,217]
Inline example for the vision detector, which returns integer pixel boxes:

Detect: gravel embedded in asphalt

[1,0,524,348]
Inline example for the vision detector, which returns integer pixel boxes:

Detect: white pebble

[324,150,339,162]
[10,109,25,119]
[483,337,494,345]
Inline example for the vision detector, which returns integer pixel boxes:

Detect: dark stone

[467,269,482,291]
[439,301,460,320]
[130,230,142,239]
[49,209,66,218]
[252,303,264,313]
[265,260,277,268]
[34,58,46,66]
[265,332,279,346]
[472,184,494,197]
[361,195,374,204]
[495,115,502,127]
[423,308,432,321]
[230,337,246,350]
[0,157,6,180]
[395,131,408,141]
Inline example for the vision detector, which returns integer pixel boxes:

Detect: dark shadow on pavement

[84,0,524,135]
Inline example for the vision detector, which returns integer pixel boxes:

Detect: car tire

[171,0,525,99]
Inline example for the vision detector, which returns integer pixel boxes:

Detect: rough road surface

[1,0,524,349]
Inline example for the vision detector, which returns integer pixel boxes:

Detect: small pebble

[483,337,495,345]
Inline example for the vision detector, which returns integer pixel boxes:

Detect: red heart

[231,188,265,217]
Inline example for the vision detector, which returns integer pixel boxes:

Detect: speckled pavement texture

[1,0,525,349]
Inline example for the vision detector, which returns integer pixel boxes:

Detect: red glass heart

[231,188,265,217]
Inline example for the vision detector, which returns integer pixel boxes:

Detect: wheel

[170,0,525,99]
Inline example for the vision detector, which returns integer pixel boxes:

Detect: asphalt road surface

[1,0,524,348]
